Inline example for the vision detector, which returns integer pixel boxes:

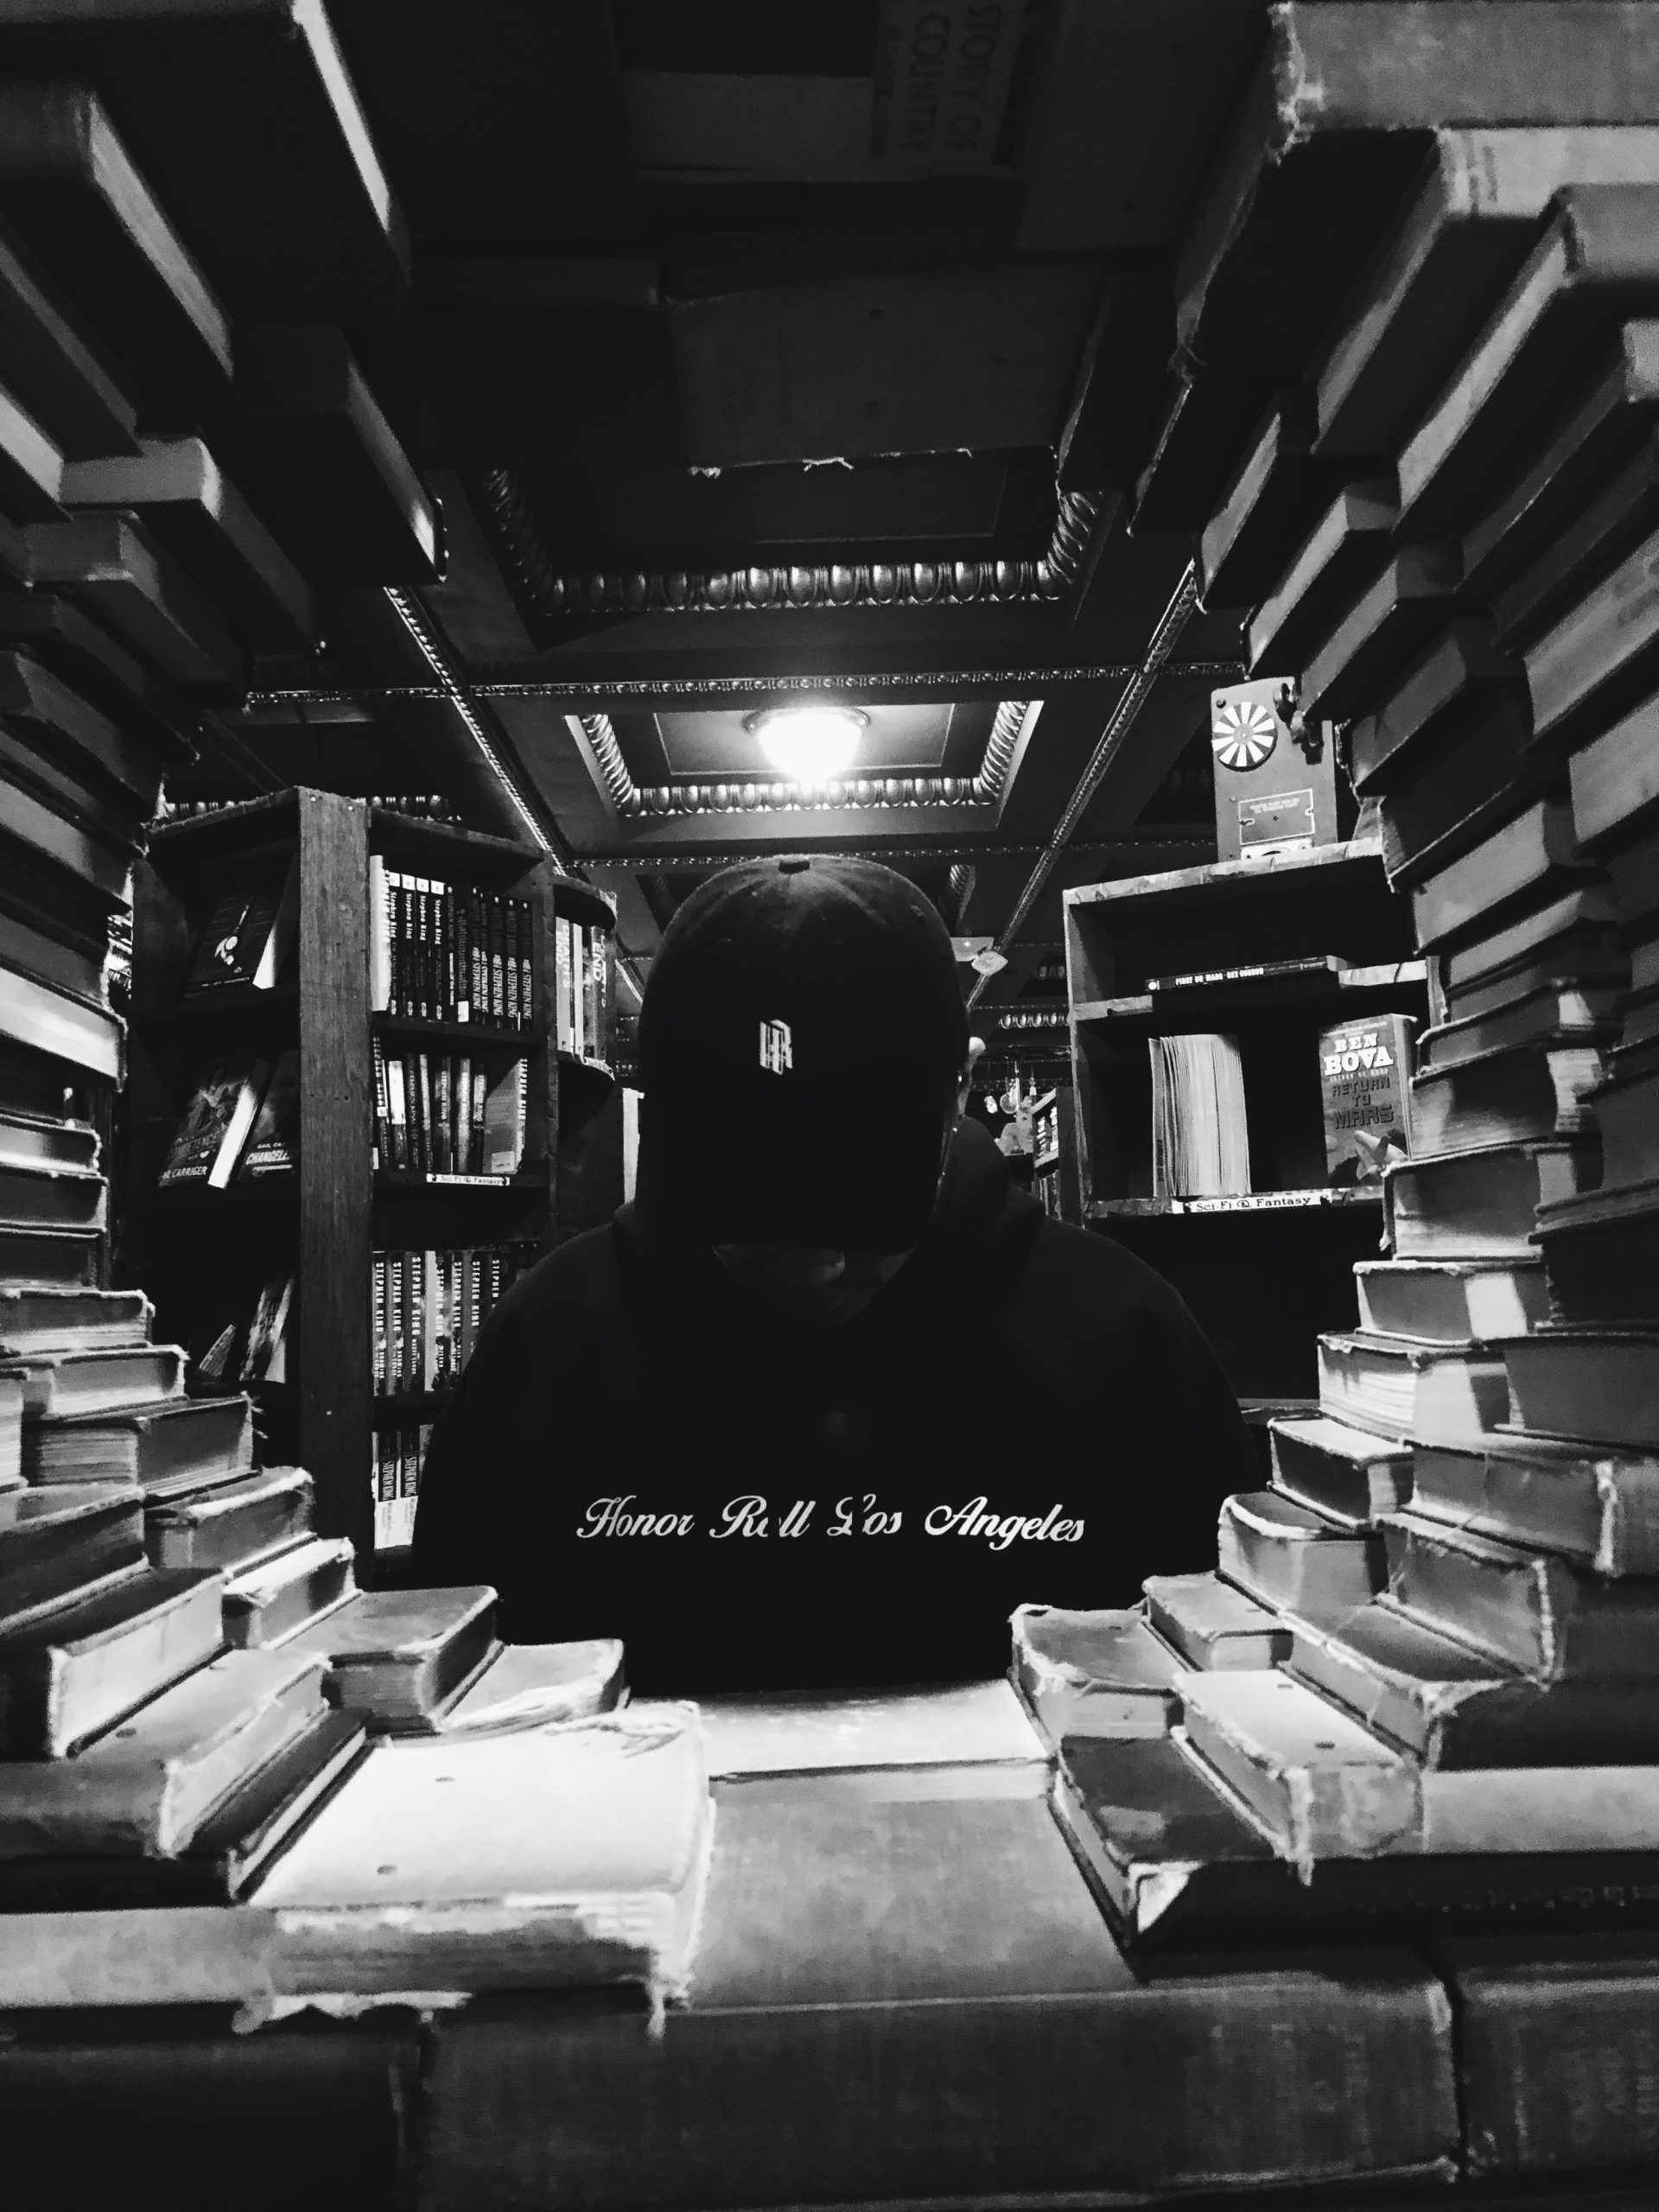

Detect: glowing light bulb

[749,703,866,785]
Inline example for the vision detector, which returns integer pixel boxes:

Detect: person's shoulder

[486,1222,623,1332]
[1006,1200,1198,1332]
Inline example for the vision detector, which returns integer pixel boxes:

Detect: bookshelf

[124,789,615,1574]
[1030,1084,1082,1225]
[1064,841,1427,1395]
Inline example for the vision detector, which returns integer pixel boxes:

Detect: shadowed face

[711,1243,913,1328]
[709,1049,982,1328]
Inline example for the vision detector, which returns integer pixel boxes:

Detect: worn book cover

[183,855,298,995]
[1319,1014,1414,1185]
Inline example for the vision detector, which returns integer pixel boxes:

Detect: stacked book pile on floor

[0,21,658,2018]
[1,1421,628,1912]
[1016,52,1659,1952]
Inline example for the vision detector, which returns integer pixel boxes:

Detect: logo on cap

[759,1018,793,1074]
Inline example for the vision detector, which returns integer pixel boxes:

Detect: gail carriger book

[1319,1014,1415,1185]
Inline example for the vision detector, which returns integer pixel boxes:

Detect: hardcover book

[1319,1014,1414,1185]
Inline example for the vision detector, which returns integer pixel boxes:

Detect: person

[410,854,1256,1693]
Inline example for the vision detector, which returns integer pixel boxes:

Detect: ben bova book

[1319,1014,1415,1185]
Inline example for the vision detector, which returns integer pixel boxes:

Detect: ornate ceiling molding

[474,468,1107,630]
[581,838,1215,870]
[245,660,1245,708]
[572,696,1032,817]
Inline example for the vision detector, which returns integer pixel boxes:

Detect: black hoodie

[410,1117,1256,1694]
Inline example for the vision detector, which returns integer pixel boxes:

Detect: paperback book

[183,857,298,995]
[368,861,533,1029]
[235,1046,299,1179]
[1150,1033,1250,1198]
[156,1057,268,1191]
[1319,1015,1414,1185]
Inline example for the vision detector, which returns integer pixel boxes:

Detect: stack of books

[0,16,640,1952]
[1028,73,1659,1948]
[0,1451,362,1903]
[0,1439,626,1910]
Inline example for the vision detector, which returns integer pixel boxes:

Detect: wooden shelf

[1065,837,1388,918]
[372,1390,454,1421]
[136,1178,295,1212]
[150,792,300,861]
[1086,1189,1384,1219]
[1074,960,1427,1027]
[134,983,300,1030]
[374,1013,535,1050]
[373,1169,545,1194]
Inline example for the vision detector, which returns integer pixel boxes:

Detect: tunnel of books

[4,4,1659,2205]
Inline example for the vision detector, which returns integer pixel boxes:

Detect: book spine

[427,878,442,1025]
[453,1054,469,1177]
[399,1054,419,1176]
[455,887,471,1023]
[372,1038,388,1173]
[555,918,572,1052]
[397,880,413,1020]
[470,1064,486,1177]
[406,1421,429,1544]
[506,903,523,1030]
[416,1053,433,1178]
[442,883,455,1023]
[385,1253,402,1395]
[386,1054,407,1171]
[432,1055,451,1174]
[518,900,532,1033]
[485,895,500,1023]
[421,1249,437,1395]
[369,857,391,1012]
[1454,1953,1659,2175]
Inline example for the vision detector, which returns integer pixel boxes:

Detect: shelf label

[1172,1189,1361,1213]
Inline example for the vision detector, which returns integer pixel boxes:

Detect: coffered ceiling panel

[671,264,1103,467]
[649,702,957,779]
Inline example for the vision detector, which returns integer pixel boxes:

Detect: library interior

[4,3,1659,2203]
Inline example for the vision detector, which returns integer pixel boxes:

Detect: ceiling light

[747,702,868,784]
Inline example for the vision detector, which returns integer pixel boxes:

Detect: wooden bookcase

[123,790,615,1573]
[1030,1084,1082,1225]
[1064,842,1427,1398]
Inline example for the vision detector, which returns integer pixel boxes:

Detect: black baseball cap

[635,855,970,1252]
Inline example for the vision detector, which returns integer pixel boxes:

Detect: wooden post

[297,791,372,1553]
